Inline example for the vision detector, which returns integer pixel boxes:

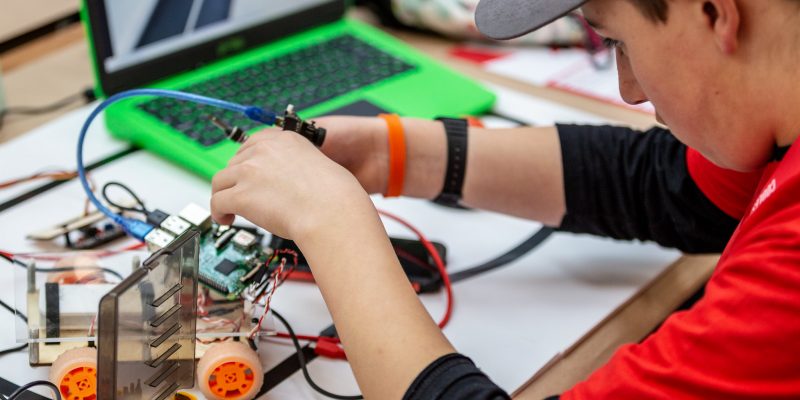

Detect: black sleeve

[403,353,510,400]
[555,124,739,253]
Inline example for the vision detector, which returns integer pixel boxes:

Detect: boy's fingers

[210,188,241,225]
[211,165,242,194]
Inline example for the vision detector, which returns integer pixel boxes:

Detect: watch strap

[434,118,468,207]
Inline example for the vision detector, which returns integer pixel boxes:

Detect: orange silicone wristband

[379,113,406,197]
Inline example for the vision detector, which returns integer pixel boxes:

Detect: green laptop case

[84,12,495,180]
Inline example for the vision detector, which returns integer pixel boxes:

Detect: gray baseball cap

[475,0,588,40]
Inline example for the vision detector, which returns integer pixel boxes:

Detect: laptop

[82,0,496,180]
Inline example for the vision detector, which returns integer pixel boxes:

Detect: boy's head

[477,0,800,172]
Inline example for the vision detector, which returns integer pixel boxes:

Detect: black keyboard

[139,35,416,146]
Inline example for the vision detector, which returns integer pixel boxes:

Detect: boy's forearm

[296,196,455,399]
[396,118,448,199]
[399,118,566,226]
[462,126,565,226]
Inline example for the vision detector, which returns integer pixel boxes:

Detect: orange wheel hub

[197,341,263,400]
[208,361,256,399]
[59,366,97,400]
[50,347,97,400]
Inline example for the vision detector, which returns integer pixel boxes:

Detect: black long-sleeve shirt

[403,124,741,400]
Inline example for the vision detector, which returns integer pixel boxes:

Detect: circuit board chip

[232,230,257,250]
[214,259,238,276]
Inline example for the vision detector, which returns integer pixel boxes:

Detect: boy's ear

[702,0,741,54]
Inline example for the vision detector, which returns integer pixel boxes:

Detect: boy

[211,0,800,398]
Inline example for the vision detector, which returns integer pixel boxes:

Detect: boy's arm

[318,117,567,225]
[320,117,751,252]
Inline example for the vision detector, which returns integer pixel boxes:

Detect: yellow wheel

[197,341,263,400]
[49,347,97,400]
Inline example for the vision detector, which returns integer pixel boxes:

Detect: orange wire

[0,171,77,190]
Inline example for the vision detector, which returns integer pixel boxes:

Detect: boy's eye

[602,37,622,49]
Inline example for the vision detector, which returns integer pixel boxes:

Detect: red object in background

[448,46,509,64]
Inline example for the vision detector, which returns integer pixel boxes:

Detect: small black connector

[146,209,170,226]
[210,116,248,143]
[276,105,326,147]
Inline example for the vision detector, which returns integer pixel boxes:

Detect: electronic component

[210,104,326,147]
[214,228,236,250]
[199,225,266,297]
[160,215,191,237]
[275,104,326,147]
[28,211,110,241]
[239,259,267,284]
[71,223,127,250]
[213,224,231,237]
[209,116,248,144]
[232,229,257,250]
[146,209,170,226]
[144,228,176,252]
[214,259,238,276]
[27,207,129,250]
[178,203,212,232]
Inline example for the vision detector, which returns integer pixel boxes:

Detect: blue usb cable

[76,88,278,241]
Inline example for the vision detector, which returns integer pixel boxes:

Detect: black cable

[1,252,123,281]
[5,380,61,400]
[1,90,88,114]
[0,252,27,268]
[0,343,27,357]
[449,227,554,283]
[0,256,30,360]
[0,298,26,323]
[0,88,95,130]
[44,266,124,281]
[270,309,363,400]
[100,181,149,215]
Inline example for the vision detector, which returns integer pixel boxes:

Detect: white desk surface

[0,86,678,398]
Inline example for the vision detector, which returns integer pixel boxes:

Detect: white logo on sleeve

[751,179,777,214]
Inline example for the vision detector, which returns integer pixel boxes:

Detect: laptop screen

[103,0,330,74]
[84,0,345,95]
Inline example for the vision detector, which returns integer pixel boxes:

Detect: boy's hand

[210,128,372,240]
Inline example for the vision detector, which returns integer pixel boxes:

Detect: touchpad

[322,100,388,117]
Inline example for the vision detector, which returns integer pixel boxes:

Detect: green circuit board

[198,225,269,298]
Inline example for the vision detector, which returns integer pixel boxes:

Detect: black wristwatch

[433,118,469,207]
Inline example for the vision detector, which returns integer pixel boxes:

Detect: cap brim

[475,0,588,40]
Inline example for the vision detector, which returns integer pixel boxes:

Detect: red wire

[271,208,454,346]
[1,242,146,262]
[378,209,453,329]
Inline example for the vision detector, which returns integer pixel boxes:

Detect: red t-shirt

[564,144,800,399]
